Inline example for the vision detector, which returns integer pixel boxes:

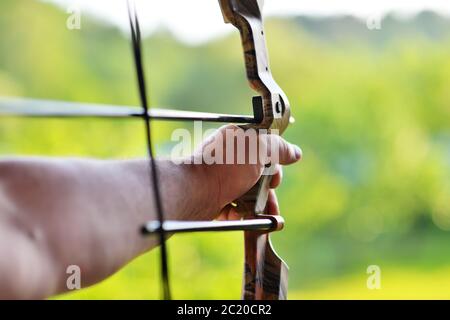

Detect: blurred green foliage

[1,0,450,299]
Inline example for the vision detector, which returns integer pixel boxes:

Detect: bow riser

[219,0,291,300]
[219,0,291,133]
[244,232,288,300]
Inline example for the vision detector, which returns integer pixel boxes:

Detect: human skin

[0,125,301,299]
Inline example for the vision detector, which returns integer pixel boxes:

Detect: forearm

[0,157,214,298]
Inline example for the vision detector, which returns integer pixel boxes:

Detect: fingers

[218,189,280,220]
[207,125,299,221]
[283,141,302,164]
[270,165,283,189]
[200,125,302,167]
[216,206,231,221]
[217,204,241,221]
[227,208,241,221]
[266,190,280,215]
[268,135,302,165]
[213,125,302,166]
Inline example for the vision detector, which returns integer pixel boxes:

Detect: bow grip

[237,173,271,215]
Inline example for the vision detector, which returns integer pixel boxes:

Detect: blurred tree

[0,0,449,299]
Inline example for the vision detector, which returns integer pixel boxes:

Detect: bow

[141,0,291,300]
[219,0,290,300]
[0,0,292,300]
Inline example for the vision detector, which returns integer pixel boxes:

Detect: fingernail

[294,145,302,160]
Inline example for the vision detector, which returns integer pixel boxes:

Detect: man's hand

[0,125,301,299]
[195,125,302,221]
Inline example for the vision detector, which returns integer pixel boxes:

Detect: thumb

[262,134,302,165]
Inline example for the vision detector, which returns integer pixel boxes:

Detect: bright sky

[45,0,450,43]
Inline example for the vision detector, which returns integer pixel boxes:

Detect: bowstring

[127,0,171,300]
